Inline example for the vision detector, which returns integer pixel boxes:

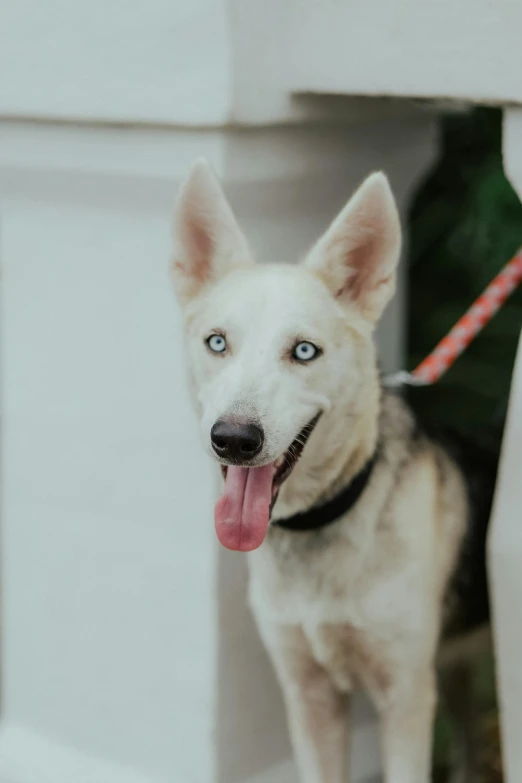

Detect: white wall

[0,0,232,125]
[0,158,217,783]
[286,0,522,106]
[5,0,522,130]
[488,107,522,783]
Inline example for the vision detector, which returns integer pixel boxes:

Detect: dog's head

[171,159,401,552]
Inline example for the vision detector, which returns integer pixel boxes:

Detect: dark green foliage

[407,108,521,780]
[407,108,522,453]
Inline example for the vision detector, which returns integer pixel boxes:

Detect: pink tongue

[214,464,275,552]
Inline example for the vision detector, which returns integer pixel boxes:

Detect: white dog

[171,160,493,783]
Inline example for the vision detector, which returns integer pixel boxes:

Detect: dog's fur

[171,160,494,783]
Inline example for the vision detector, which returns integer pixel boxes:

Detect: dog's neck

[273,380,380,521]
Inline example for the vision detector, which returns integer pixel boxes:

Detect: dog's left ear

[304,172,401,324]
[172,158,253,304]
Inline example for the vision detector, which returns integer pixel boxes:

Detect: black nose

[211,420,264,462]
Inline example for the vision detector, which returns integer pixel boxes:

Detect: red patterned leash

[385,248,522,388]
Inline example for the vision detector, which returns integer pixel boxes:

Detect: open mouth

[221,412,321,498]
[215,413,321,553]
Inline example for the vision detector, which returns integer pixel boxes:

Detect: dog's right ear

[304,172,401,325]
[171,159,253,304]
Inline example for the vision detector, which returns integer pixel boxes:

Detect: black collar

[272,455,376,532]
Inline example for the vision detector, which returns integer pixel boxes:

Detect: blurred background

[1,3,522,783]
[408,106,522,783]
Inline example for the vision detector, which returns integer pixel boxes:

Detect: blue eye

[293,341,319,362]
[207,334,227,353]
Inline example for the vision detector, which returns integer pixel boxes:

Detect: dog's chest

[248,526,427,696]
[307,621,392,695]
[248,524,409,626]
[250,559,397,696]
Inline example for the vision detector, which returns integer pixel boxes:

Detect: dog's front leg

[378,667,437,783]
[262,624,351,783]
[284,676,351,783]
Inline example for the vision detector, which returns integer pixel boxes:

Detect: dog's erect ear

[304,172,401,324]
[171,159,253,303]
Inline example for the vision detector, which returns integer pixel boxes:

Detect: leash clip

[382,371,430,389]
